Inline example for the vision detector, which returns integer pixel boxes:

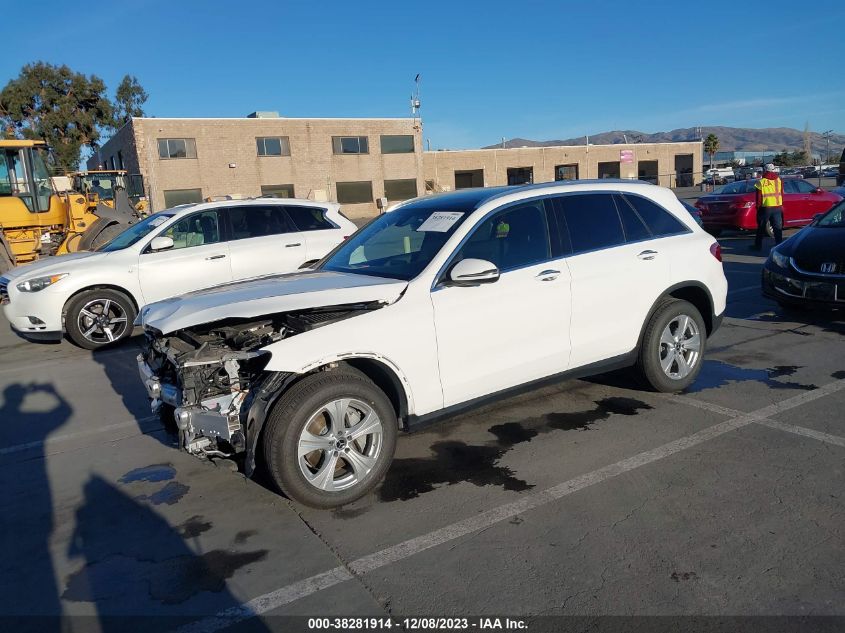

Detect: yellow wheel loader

[0,140,144,274]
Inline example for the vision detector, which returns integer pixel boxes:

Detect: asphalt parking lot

[1,229,844,632]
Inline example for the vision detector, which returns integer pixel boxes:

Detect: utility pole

[822,129,833,164]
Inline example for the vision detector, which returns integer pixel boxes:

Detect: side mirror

[149,236,174,251]
[813,188,823,194]
[448,258,500,286]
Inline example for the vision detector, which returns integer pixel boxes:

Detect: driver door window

[160,211,221,249]
[138,210,231,304]
[453,201,551,271]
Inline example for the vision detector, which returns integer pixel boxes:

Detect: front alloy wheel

[263,367,398,508]
[65,288,136,349]
[298,398,384,492]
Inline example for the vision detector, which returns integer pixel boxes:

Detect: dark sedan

[762,200,845,310]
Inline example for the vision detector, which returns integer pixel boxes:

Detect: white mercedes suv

[0,198,356,348]
[136,181,727,508]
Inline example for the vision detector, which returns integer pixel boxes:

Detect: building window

[336,181,373,204]
[260,184,295,198]
[507,167,533,186]
[332,136,369,155]
[256,136,291,157]
[597,161,620,179]
[380,135,415,154]
[110,156,116,170]
[117,150,124,170]
[455,169,484,189]
[158,138,197,159]
[555,164,579,181]
[384,179,418,200]
[163,188,203,208]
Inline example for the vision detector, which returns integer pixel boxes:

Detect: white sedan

[0,198,356,348]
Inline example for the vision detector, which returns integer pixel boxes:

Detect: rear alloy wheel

[637,298,706,392]
[65,289,136,349]
[263,368,397,508]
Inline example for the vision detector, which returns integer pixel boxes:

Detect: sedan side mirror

[448,258,500,286]
[813,188,824,194]
[149,236,174,251]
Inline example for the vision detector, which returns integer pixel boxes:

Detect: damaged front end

[137,303,381,462]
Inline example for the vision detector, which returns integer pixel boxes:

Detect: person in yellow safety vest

[751,163,784,251]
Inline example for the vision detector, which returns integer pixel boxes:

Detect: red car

[695,179,842,236]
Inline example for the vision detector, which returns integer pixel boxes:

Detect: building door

[597,162,620,179]
[674,154,693,187]
[555,164,579,181]
[638,160,658,184]
[507,167,533,186]
[455,169,484,189]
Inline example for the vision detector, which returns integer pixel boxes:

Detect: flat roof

[425,140,702,154]
[133,116,417,122]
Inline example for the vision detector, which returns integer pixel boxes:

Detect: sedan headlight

[16,273,68,292]
[769,250,789,269]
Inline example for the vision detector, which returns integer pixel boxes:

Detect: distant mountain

[483,126,845,156]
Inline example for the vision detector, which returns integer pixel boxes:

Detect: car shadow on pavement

[0,383,71,632]
[92,333,178,448]
[63,474,272,633]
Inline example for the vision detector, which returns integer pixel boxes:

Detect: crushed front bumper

[137,354,247,455]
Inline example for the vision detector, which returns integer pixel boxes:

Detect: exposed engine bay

[137,302,382,459]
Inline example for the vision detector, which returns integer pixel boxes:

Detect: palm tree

[704,133,720,172]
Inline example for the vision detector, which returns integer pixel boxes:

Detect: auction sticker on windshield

[417,212,464,232]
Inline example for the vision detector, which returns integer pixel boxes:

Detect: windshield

[76,172,126,200]
[321,200,475,280]
[816,200,845,228]
[95,212,175,252]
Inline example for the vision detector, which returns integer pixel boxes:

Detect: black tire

[77,218,125,251]
[65,288,136,350]
[765,220,774,239]
[262,367,397,508]
[90,222,126,250]
[636,298,707,392]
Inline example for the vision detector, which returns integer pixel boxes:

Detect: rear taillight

[710,242,722,262]
[731,201,754,209]
[343,235,350,240]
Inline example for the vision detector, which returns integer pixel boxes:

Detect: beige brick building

[423,141,702,192]
[90,114,424,219]
[91,113,702,218]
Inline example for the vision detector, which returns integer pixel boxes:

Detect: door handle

[637,250,658,260]
[285,243,302,248]
[205,254,226,260]
[535,269,561,281]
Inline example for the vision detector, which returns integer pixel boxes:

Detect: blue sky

[3,0,844,149]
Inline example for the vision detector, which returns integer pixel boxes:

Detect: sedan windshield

[816,200,845,227]
[95,212,175,252]
[321,199,475,280]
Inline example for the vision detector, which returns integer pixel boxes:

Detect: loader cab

[0,142,56,213]
[72,170,145,207]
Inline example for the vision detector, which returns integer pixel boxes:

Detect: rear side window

[228,206,295,239]
[782,179,798,194]
[620,195,688,237]
[557,193,625,254]
[793,180,817,194]
[286,206,334,231]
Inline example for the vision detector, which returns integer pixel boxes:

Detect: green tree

[0,62,113,171]
[113,74,148,126]
[704,133,720,170]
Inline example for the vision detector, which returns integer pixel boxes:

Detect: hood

[1,251,108,281]
[780,225,845,270]
[141,270,408,334]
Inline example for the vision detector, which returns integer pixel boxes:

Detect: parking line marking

[0,415,158,456]
[173,380,845,633]
[755,418,845,448]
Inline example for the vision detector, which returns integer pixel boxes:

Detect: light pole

[821,130,833,186]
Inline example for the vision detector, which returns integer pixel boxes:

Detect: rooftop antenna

[411,74,421,120]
